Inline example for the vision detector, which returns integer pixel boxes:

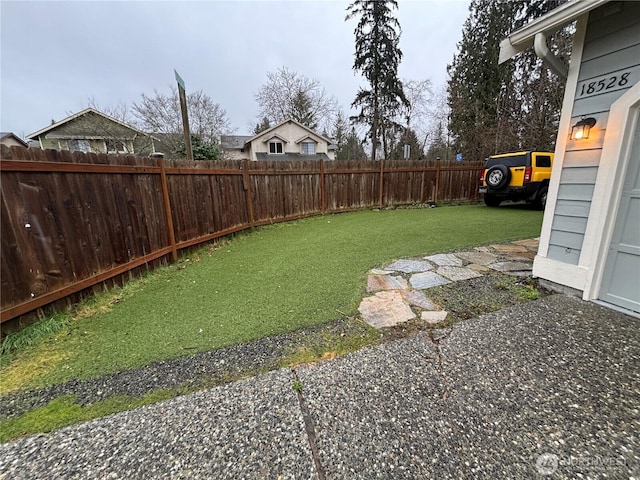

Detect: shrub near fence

[0,145,483,329]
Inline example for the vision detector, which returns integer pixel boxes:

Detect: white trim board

[538,14,590,259]
[581,82,640,301]
[533,255,588,291]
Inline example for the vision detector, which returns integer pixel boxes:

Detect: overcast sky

[1,0,471,139]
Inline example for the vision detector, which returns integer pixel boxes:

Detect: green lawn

[1,205,543,392]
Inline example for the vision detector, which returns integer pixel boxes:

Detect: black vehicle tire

[483,194,502,207]
[534,187,548,211]
[485,165,511,190]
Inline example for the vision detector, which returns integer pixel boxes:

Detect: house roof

[0,132,28,147]
[246,118,333,146]
[294,134,323,144]
[261,133,289,144]
[220,135,253,149]
[26,108,151,140]
[499,0,608,64]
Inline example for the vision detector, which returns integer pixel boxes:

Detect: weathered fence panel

[324,160,380,211]
[1,145,482,327]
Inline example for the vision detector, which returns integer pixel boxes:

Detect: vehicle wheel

[485,165,511,190]
[484,194,502,207]
[534,187,548,210]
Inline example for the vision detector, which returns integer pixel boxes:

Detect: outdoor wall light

[570,117,596,140]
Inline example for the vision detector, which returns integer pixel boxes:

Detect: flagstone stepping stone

[358,291,416,328]
[410,272,452,289]
[437,266,483,282]
[385,259,433,273]
[490,244,529,253]
[402,290,437,310]
[512,238,540,249]
[468,264,492,273]
[367,274,409,293]
[474,246,491,253]
[455,251,498,266]
[370,268,394,275]
[422,310,448,324]
[506,252,536,261]
[488,261,532,272]
[424,253,463,267]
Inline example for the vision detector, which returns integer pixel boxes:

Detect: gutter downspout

[534,32,568,79]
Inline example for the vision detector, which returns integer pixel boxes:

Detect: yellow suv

[479,151,553,209]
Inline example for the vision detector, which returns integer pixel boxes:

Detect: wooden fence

[0,145,483,327]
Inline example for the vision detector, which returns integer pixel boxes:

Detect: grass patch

[281,317,382,367]
[0,313,70,356]
[0,389,179,443]
[1,205,543,393]
[428,274,543,324]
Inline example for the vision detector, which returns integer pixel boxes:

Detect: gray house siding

[547,1,640,265]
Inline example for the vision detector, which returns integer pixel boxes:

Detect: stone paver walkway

[358,238,539,328]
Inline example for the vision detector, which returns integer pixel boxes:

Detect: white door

[600,115,640,313]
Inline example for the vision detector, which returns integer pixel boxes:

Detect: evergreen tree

[290,90,318,129]
[389,128,423,160]
[253,117,271,134]
[346,0,408,161]
[340,128,368,161]
[447,0,520,163]
[513,0,570,151]
[425,122,453,162]
[332,113,368,160]
[255,67,338,132]
[332,112,348,154]
[447,0,569,161]
[176,135,221,160]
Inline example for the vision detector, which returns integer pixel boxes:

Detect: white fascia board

[261,134,289,144]
[499,0,608,64]
[294,134,320,144]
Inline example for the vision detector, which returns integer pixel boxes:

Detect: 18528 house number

[579,72,630,97]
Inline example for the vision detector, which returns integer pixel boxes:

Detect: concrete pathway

[1,295,638,479]
[359,239,539,328]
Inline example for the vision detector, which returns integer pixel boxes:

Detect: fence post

[419,162,426,203]
[242,159,256,229]
[434,157,441,204]
[320,159,326,214]
[157,157,178,262]
[379,159,385,207]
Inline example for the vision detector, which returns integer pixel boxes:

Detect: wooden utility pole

[175,69,193,161]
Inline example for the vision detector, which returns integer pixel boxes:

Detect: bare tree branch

[255,67,339,132]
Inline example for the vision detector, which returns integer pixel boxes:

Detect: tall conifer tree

[447,0,519,162]
[447,0,570,160]
[346,0,407,160]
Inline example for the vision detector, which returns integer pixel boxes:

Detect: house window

[301,142,316,154]
[269,141,283,154]
[106,140,128,154]
[68,139,91,153]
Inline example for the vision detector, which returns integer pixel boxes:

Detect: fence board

[1,146,483,326]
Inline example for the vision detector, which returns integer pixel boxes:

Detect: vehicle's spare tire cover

[485,164,510,189]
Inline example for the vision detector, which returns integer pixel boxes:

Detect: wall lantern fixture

[570,117,596,140]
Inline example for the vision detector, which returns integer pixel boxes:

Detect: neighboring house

[221,119,336,161]
[500,0,640,315]
[0,132,28,148]
[26,108,156,156]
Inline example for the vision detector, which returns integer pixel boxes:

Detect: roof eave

[246,118,333,145]
[27,108,151,140]
[0,133,29,147]
[499,0,608,64]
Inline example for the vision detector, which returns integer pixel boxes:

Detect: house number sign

[577,66,639,99]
